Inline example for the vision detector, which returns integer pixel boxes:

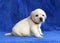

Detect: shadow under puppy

[5,8,47,38]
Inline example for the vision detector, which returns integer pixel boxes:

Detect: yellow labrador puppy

[5,8,47,38]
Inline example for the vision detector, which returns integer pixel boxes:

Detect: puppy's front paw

[40,33,43,36]
[38,36,43,38]
[36,35,43,38]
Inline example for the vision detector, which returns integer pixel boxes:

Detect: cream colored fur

[5,8,47,38]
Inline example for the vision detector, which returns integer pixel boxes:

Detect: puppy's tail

[5,33,12,36]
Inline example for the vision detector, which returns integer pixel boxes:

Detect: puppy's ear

[30,11,33,18]
[31,9,36,15]
[30,11,34,16]
[30,11,35,19]
[44,13,47,19]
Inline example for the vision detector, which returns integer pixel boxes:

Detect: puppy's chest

[29,23,40,29]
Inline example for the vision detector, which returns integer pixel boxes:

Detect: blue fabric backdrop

[0,0,60,43]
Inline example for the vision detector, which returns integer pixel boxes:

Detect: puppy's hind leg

[5,33,12,36]
[13,32,22,36]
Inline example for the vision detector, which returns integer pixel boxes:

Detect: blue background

[0,0,60,43]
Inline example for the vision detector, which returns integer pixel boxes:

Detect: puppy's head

[30,8,47,24]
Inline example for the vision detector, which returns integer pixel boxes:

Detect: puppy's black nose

[39,17,43,22]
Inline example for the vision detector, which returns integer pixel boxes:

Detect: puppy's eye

[42,14,44,16]
[35,15,38,17]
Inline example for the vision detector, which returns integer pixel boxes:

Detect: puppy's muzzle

[39,17,43,22]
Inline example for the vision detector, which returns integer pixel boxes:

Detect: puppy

[5,8,47,38]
